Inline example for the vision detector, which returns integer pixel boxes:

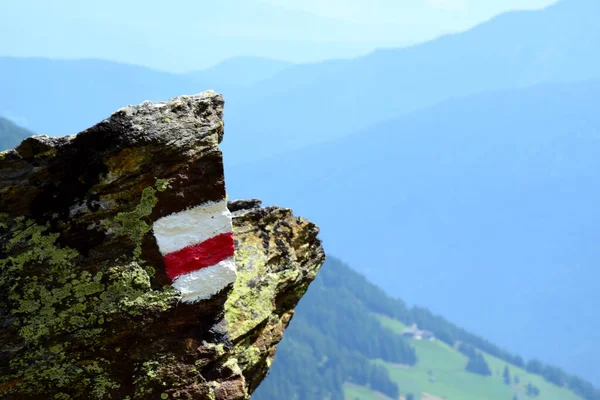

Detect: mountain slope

[0,117,33,150]
[0,0,382,72]
[252,257,417,400]
[254,257,598,400]
[227,79,600,384]
[0,57,208,136]
[0,57,273,137]
[2,1,597,162]
[0,56,282,138]
[222,0,600,163]
[183,57,293,87]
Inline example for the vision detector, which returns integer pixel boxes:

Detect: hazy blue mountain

[226,79,600,384]
[184,57,293,87]
[263,0,557,35]
[221,0,600,164]
[0,56,288,137]
[0,0,378,72]
[0,57,198,135]
[2,0,596,158]
[2,0,554,72]
[0,57,230,136]
[0,117,34,150]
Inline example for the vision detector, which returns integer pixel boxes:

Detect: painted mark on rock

[152,199,236,303]
[164,233,234,279]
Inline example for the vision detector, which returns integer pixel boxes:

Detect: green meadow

[344,314,583,400]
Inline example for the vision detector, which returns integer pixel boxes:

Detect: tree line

[253,257,417,400]
[330,257,600,400]
[255,256,599,400]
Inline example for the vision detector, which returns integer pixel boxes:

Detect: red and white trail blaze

[152,199,236,303]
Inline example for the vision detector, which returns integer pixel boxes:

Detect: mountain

[0,57,207,137]
[221,0,600,163]
[0,117,33,150]
[264,0,557,29]
[254,257,600,400]
[0,56,282,139]
[226,79,600,384]
[0,0,379,72]
[2,1,597,160]
[0,57,269,138]
[3,0,555,72]
[184,57,293,87]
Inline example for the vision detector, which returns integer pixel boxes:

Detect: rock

[0,91,325,399]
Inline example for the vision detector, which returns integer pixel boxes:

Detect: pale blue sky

[264,0,557,23]
[0,0,558,71]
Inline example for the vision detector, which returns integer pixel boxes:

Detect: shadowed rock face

[0,91,325,399]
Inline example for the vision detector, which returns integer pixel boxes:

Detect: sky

[0,0,558,71]
[264,0,557,23]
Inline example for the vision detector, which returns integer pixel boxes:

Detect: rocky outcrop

[0,91,325,399]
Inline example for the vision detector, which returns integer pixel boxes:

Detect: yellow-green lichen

[222,357,243,376]
[132,354,202,399]
[234,343,263,367]
[132,361,161,398]
[103,148,150,185]
[0,180,177,398]
[224,240,276,340]
[206,382,218,400]
[224,231,305,342]
[112,178,169,258]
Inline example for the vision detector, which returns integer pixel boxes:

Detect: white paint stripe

[171,256,237,303]
[152,199,232,256]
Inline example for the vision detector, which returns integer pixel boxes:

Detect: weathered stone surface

[0,92,325,399]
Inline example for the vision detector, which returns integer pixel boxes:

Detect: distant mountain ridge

[221,0,600,163]
[0,56,290,138]
[0,57,210,137]
[227,79,600,384]
[183,57,293,87]
[1,0,598,161]
[0,0,380,71]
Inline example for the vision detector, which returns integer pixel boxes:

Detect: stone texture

[0,91,325,399]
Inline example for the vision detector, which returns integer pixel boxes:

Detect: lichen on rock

[0,92,325,399]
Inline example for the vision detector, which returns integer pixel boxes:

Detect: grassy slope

[344,383,393,400]
[348,314,584,400]
[375,315,407,334]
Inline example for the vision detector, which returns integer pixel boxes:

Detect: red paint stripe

[164,232,234,280]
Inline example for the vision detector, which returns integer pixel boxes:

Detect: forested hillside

[254,257,600,400]
[252,258,417,400]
